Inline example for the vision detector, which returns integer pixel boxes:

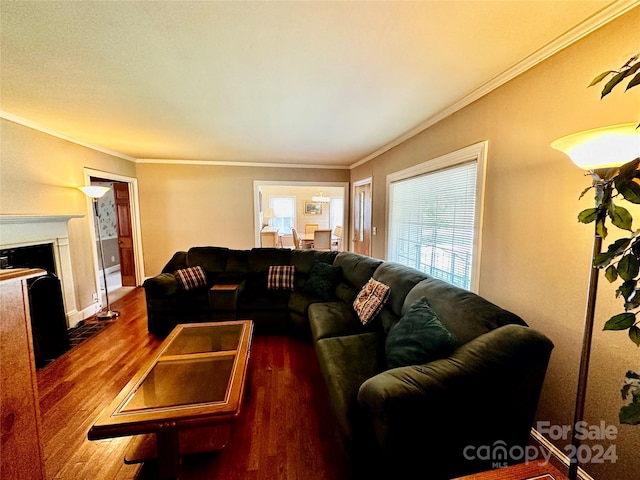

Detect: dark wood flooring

[36,287,349,480]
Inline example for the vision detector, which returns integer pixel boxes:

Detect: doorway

[253,181,349,249]
[84,169,145,307]
[352,179,372,256]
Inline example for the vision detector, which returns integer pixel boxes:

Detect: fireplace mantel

[0,214,84,327]
[0,214,83,225]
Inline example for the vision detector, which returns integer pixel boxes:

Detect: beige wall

[136,163,348,275]
[351,8,640,479]
[0,118,137,315]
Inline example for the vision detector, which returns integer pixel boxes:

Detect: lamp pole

[568,228,602,480]
[78,185,119,320]
[92,198,118,320]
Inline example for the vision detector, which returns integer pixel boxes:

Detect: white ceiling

[0,1,632,167]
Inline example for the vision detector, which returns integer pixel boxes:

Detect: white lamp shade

[78,185,110,199]
[263,208,275,219]
[552,123,640,170]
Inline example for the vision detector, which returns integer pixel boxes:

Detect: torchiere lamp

[78,185,119,320]
[552,123,640,480]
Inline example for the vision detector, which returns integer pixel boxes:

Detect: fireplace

[0,215,83,328]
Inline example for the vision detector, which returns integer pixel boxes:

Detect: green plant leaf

[605,264,618,282]
[617,179,640,204]
[594,238,630,268]
[602,70,629,97]
[604,312,636,330]
[620,401,640,425]
[617,254,639,280]
[589,70,616,86]
[610,205,633,231]
[617,280,636,300]
[578,208,598,224]
[596,218,608,239]
[629,326,640,346]
[627,71,640,91]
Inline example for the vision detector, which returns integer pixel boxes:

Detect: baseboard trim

[530,428,594,480]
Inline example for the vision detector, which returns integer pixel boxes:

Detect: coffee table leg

[156,422,180,480]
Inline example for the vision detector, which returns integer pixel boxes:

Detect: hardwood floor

[37,288,349,480]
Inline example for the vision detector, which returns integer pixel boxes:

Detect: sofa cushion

[309,301,367,342]
[385,297,458,369]
[267,265,295,290]
[334,252,384,291]
[372,262,427,319]
[404,277,527,345]
[174,266,207,291]
[353,279,390,325]
[315,332,386,443]
[304,262,342,301]
[186,247,229,274]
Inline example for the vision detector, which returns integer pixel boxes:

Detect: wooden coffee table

[88,320,253,479]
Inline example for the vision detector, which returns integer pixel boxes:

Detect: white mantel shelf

[0,214,83,224]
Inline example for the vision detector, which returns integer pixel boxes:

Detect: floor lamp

[78,185,119,320]
[552,123,640,480]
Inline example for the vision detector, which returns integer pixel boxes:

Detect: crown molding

[349,0,640,170]
[136,158,350,170]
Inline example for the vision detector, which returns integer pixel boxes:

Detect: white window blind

[388,145,485,291]
[270,197,295,233]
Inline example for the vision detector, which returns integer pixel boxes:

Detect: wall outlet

[111,256,115,262]
[92,293,99,303]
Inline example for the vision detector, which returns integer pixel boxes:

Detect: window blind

[388,160,478,290]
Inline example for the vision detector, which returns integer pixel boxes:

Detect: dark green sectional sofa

[143,246,554,479]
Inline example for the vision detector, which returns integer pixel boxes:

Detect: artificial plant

[578,53,640,424]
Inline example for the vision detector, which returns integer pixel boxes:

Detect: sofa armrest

[142,273,179,296]
[356,324,553,475]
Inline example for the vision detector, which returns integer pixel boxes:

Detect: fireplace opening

[0,243,69,368]
[0,243,56,272]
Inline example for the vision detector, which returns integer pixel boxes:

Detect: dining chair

[333,225,342,250]
[280,233,295,249]
[260,230,279,248]
[313,229,332,251]
[304,224,319,234]
[291,228,303,249]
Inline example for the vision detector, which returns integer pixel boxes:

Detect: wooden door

[352,181,371,255]
[113,182,136,286]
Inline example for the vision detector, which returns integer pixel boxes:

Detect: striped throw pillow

[268,265,295,290]
[353,278,390,325]
[174,266,207,291]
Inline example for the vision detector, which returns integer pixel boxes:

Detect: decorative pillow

[304,262,343,301]
[174,266,207,291]
[385,297,458,369]
[268,265,295,290]
[353,278,390,325]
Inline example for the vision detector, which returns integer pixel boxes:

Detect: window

[270,197,295,233]
[387,142,486,291]
[330,197,343,230]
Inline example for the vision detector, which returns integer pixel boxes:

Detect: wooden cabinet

[1,268,46,480]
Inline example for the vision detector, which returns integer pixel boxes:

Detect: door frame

[82,168,145,299]
[351,177,372,256]
[253,180,350,247]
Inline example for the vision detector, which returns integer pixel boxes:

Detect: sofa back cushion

[372,262,427,332]
[404,277,526,345]
[186,247,229,275]
[333,252,384,304]
[161,251,188,273]
[226,249,249,273]
[246,248,292,291]
[291,250,338,290]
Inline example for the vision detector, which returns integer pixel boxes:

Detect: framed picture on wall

[304,201,322,215]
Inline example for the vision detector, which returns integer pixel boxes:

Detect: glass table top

[115,323,246,414]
